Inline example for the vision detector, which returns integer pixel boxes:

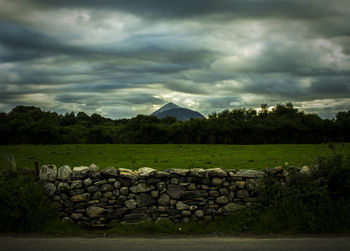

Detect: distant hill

[151,102,205,121]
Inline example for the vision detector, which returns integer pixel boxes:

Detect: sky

[1,0,350,119]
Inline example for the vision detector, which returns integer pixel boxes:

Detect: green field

[1,144,349,171]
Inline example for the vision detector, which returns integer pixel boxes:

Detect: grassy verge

[1,143,349,171]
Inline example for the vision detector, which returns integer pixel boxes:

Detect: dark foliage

[254,153,350,232]
[0,103,349,144]
[0,174,58,232]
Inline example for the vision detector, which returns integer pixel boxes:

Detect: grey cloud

[22,0,342,21]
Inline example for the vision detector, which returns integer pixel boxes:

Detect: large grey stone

[101,167,119,177]
[72,166,89,179]
[89,164,100,178]
[100,184,113,192]
[135,193,156,207]
[71,193,90,202]
[87,185,99,192]
[216,196,229,205]
[207,168,227,177]
[70,180,83,190]
[130,183,155,193]
[57,165,71,180]
[212,177,223,186]
[57,182,70,193]
[222,202,246,212]
[43,182,56,196]
[40,165,57,181]
[176,201,189,210]
[167,184,185,199]
[83,178,92,187]
[86,206,105,218]
[229,169,264,179]
[125,199,137,209]
[189,168,207,177]
[138,167,157,177]
[158,194,170,206]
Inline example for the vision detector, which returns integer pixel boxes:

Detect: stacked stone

[40,165,264,227]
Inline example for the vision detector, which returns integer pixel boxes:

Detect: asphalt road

[1,236,350,251]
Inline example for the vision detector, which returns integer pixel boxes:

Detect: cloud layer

[0,0,350,118]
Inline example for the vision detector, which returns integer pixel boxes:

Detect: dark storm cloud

[21,0,340,20]
[0,0,349,118]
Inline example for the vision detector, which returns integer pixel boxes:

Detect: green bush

[0,174,58,232]
[255,153,350,233]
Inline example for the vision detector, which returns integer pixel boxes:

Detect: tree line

[0,103,349,144]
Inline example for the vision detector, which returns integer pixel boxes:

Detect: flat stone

[130,183,155,193]
[172,169,190,176]
[86,206,105,218]
[167,184,185,199]
[72,166,89,179]
[212,177,223,186]
[40,165,57,181]
[95,180,107,186]
[101,167,119,177]
[86,185,99,193]
[207,168,227,177]
[158,194,170,206]
[216,196,229,205]
[83,178,92,187]
[43,182,56,196]
[125,199,137,209]
[57,165,71,180]
[154,171,171,178]
[121,213,147,224]
[182,190,208,200]
[135,193,156,207]
[176,201,189,210]
[222,202,246,212]
[209,190,219,197]
[71,193,90,202]
[70,180,83,190]
[138,167,157,177]
[118,168,138,180]
[230,169,264,179]
[70,188,85,196]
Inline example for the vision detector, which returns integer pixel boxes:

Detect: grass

[1,144,349,171]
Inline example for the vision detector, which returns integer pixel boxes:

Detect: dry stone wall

[40,164,267,227]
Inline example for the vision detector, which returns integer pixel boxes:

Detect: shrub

[255,153,350,233]
[0,174,58,232]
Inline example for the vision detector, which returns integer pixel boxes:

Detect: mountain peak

[150,102,205,121]
[151,102,181,116]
